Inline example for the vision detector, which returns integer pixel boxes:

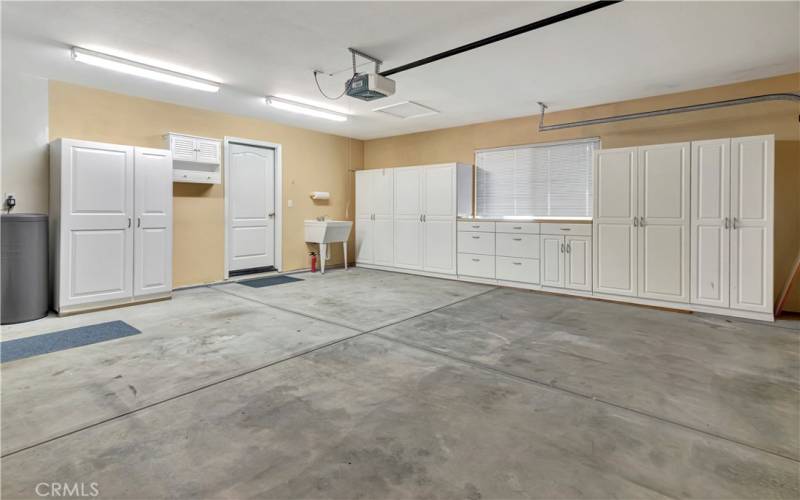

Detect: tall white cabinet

[594,134,774,320]
[51,139,173,313]
[356,163,472,277]
[593,142,690,302]
[355,168,394,267]
[691,136,774,314]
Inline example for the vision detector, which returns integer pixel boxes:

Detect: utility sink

[304,220,353,274]
[304,220,352,243]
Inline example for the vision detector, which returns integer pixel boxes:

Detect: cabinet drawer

[495,233,539,259]
[457,231,495,255]
[496,222,540,234]
[540,223,592,236]
[458,253,495,279]
[458,221,495,233]
[496,256,540,284]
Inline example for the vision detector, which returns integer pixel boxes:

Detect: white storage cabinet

[356,163,472,277]
[355,169,395,266]
[50,138,173,313]
[167,133,221,184]
[594,135,774,320]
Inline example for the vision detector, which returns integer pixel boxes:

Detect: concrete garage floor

[1,268,798,499]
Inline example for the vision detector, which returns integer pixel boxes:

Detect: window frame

[473,137,601,219]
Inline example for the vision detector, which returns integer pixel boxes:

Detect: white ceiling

[2,1,798,140]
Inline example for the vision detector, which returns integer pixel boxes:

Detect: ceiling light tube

[71,47,220,92]
[266,96,348,122]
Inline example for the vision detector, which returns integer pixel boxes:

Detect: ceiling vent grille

[373,101,439,119]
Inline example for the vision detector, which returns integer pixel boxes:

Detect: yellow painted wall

[364,73,800,312]
[49,81,363,287]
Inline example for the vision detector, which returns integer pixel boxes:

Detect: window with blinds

[475,139,598,218]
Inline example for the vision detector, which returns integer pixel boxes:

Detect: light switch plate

[287,199,293,208]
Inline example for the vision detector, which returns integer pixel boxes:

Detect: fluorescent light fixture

[266,96,348,122]
[71,47,220,93]
[275,94,351,115]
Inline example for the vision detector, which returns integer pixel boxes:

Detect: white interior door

[730,135,773,313]
[565,236,591,291]
[541,235,564,288]
[134,147,172,297]
[691,139,731,308]
[61,141,134,307]
[637,143,690,302]
[393,167,423,270]
[228,143,275,272]
[423,165,456,274]
[593,148,638,296]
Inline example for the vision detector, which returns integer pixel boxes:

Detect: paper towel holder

[310,191,330,201]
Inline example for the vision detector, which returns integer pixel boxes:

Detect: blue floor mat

[239,275,303,288]
[1,320,141,363]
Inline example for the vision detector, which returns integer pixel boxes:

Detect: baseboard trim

[57,293,172,316]
[357,264,774,322]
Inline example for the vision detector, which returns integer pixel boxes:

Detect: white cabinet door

[195,138,221,164]
[133,147,172,297]
[422,165,456,274]
[593,148,638,296]
[170,135,196,162]
[373,215,394,266]
[637,143,690,302]
[541,235,564,288]
[355,170,372,219]
[394,167,424,270]
[60,141,134,307]
[355,215,373,264]
[424,218,456,274]
[423,165,455,218]
[565,236,591,291]
[373,169,394,217]
[730,135,773,313]
[691,139,731,308]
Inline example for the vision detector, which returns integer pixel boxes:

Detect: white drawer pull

[471,258,480,262]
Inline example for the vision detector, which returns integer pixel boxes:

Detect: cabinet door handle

[127,217,132,228]
[471,258,480,262]
[733,217,739,230]
[268,212,275,218]
[513,262,522,266]
[633,217,638,227]
[566,243,571,253]
[513,226,522,230]
[724,217,730,229]
[419,214,423,222]
[640,217,646,227]
[560,243,565,253]
[137,217,141,228]
[512,237,522,241]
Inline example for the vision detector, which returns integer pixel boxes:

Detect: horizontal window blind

[476,139,598,218]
